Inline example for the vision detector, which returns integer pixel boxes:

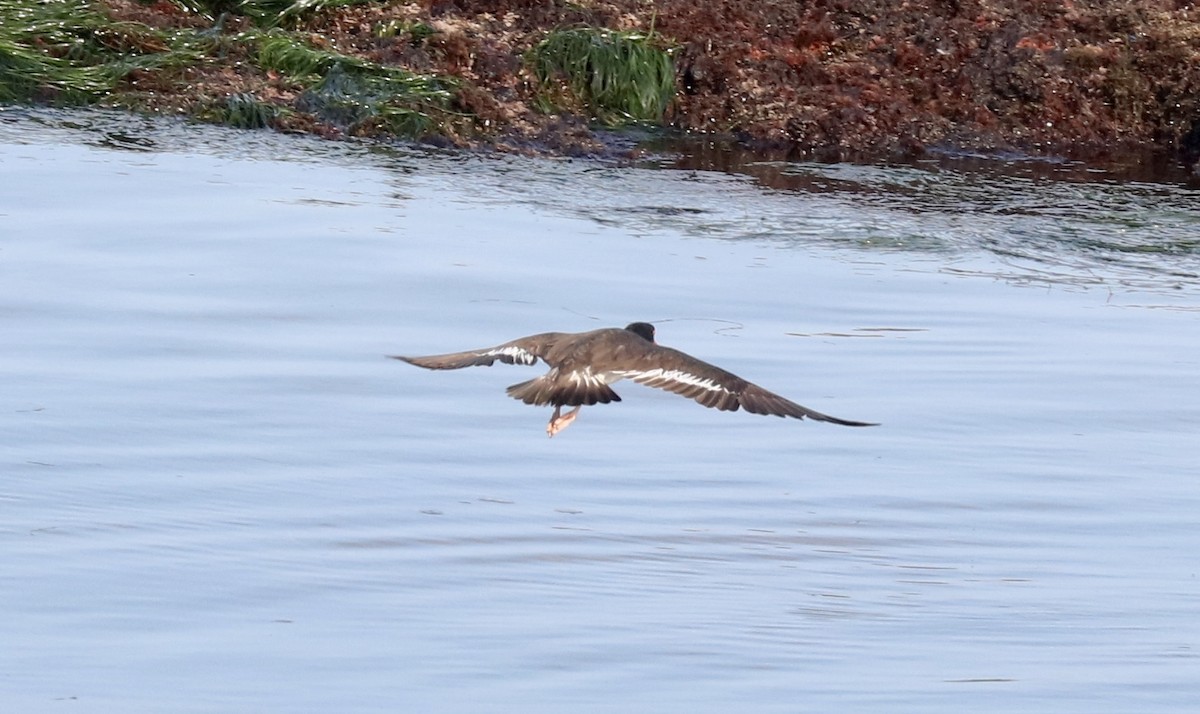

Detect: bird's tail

[507,376,621,407]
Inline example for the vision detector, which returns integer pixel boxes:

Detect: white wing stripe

[487,345,538,365]
[619,368,728,393]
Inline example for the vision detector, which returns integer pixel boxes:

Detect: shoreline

[6,0,1199,175]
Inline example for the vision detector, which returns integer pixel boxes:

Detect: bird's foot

[547,406,581,438]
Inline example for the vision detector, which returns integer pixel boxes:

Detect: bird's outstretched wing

[613,345,878,427]
[390,332,561,370]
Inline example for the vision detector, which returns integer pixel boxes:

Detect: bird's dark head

[625,322,656,343]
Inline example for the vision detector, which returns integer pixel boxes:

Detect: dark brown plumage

[392,322,877,436]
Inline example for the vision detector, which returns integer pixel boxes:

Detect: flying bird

[391,322,877,437]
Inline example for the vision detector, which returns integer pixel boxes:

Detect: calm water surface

[2,108,1199,712]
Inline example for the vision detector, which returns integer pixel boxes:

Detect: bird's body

[392,322,876,436]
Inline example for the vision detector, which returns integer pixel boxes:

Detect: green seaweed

[0,0,469,140]
[256,31,453,137]
[199,91,287,128]
[529,26,675,125]
[0,0,176,103]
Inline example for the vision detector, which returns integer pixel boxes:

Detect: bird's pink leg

[547,405,582,437]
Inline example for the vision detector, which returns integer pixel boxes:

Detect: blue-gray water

[2,108,1198,712]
